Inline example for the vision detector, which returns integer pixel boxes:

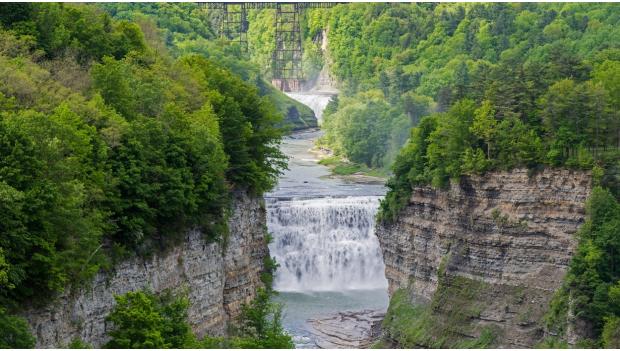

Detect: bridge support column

[272,3,303,92]
[221,3,249,54]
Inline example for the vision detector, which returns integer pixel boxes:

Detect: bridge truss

[201,2,337,91]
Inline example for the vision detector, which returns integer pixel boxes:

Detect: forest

[98,3,317,130]
[307,3,618,347]
[306,4,620,181]
[0,3,291,347]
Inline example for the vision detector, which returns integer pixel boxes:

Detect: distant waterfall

[267,196,388,292]
[286,93,334,124]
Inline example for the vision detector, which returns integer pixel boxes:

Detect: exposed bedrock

[376,168,591,347]
[23,191,268,348]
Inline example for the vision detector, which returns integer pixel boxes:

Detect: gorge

[377,169,592,347]
[265,91,390,348]
[17,85,605,349]
[1,3,619,349]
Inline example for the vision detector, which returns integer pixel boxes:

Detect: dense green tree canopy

[105,291,196,349]
[304,3,620,174]
[0,3,286,346]
[98,3,317,130]
[104,288,293,349]
[545,187,620,347]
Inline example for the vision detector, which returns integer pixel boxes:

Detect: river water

[265,93,389,348]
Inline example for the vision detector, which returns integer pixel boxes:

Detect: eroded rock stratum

[376,168,591,348]
[23,192,268,348]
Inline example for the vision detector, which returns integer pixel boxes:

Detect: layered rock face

[376,169,591,347]
[23,192,268,348]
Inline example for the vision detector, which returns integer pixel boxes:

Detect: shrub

[0,308,35,348]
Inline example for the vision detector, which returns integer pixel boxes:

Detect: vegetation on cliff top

[336,3,620,222]
[0,3,286,346]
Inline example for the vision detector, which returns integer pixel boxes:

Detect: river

[265,92,389,348]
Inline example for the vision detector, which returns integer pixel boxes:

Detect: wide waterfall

[267,196,388,292]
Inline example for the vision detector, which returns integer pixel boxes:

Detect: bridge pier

[271,78,303,92]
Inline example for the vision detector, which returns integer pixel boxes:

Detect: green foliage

[461,147,489,175]
[536,337,569,349]
[378,115,437,222]
[105,290,195,349]
[261,256,279,290]
[0,3,147,63]
[0,308,35,348]
[0,2,285,326]
[232,288,294,349]
[318,156,389,178]
[105,288,293,349]
[602,316,620,348]
[602,315,620,348]
[320,91,415,169]
[68,338,93,349]
[0,106,109,302]
[470,100,497,159]
[178,55,287,195]
[545,187,620,346]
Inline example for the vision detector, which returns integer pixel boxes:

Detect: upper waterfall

[284,29,337,125]
[285,92,334,124]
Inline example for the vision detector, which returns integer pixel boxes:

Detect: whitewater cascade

[267,196,388,292]
[285,35,337,125]
[286,92,334,124]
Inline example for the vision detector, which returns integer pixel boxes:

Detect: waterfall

[267,196,388,292]
[286,92,334,124]
[285,28,338,125]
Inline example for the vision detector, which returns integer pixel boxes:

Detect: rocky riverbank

[309,310,384,348]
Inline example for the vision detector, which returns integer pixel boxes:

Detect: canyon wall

[23,192,268,348]
[376,168,591,347]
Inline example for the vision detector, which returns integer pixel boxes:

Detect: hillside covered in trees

[0,3,291,347]
[309,4,620,181]
[300,3,619,347]
[98,3,317,130]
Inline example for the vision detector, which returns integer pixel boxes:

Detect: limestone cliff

[376,168,591,348]
[23,192,268,348]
